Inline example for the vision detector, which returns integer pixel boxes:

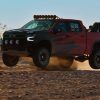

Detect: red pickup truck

[1,15,100,69]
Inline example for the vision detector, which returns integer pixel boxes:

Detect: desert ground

[0,53,100,100]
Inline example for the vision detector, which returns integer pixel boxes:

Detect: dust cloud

[75,60,93,70]
[0,55,97,71]
[17,56,97,71]
[47,57,94,71]
[47,57,77,71]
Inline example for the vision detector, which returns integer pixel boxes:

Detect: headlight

[9,40,13,45]
[16,40,19,45]
[27,36,35,41]
[5,40,8,45]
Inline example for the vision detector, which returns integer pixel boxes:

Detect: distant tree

[0,23,7,45]
[0,23,7,31]
[0,23,7,38]
[89,22,100,32]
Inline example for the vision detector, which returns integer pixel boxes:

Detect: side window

[55,22,67,32]
[69,22,82,32]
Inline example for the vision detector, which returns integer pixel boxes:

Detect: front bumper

[2,50,29,56]
[2,37,26,50]
[1,38,36,57]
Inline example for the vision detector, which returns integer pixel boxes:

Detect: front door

[53,21,86,57]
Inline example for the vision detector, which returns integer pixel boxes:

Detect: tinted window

[69,22,82,32]
[54,22,70,32]
[21,20,54,30]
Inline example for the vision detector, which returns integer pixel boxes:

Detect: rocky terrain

[0,54,99,100]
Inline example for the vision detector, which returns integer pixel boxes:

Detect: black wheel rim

[95,55,100,66]
[39,49,49,66]
[40,53,47,62]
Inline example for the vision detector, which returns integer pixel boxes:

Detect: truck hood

[3,28,48,37]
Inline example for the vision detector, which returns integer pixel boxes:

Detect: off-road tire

[32,47,50,68]
[2,53,19,67]
[89,50,100,69]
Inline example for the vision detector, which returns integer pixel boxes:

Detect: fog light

[16,40,19,44]
[10,40,13,45]
[5,40,8,45]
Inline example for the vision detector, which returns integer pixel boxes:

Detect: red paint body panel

[49,19,100,57]
[86,32,100,54]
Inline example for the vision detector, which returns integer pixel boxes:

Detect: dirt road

[0,56,100,100]
[0,70,99,100]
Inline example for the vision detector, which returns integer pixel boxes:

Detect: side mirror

[53,28,62,33]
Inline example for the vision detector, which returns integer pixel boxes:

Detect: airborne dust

[18,56,94,71]
[0,52,95,71]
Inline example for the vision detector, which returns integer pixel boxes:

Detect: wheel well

[93,42,100,51]
[36,40,52,55]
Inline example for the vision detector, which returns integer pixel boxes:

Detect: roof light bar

[33,15,59,20]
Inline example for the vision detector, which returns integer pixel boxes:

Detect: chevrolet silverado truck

[1,15,100,69]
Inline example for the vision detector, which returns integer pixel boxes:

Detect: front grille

[4,34,26,38]
[2,30,28,51]
[3,37,27,51]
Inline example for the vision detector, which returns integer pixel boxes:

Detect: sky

[0,0,100,29]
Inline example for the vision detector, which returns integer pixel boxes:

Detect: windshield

[21,20,54,30]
